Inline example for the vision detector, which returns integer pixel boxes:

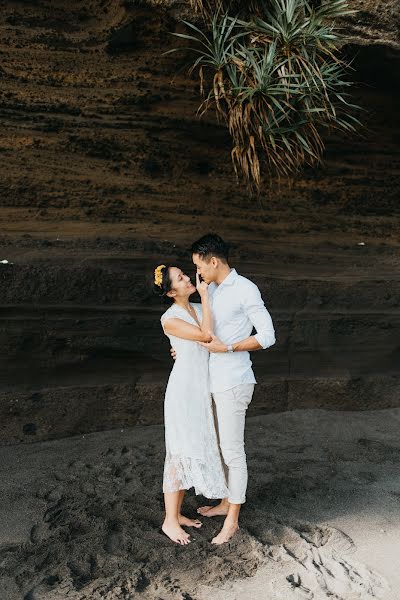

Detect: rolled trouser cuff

[228,495,246,505]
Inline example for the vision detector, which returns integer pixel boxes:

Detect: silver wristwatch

[227,344,234,353]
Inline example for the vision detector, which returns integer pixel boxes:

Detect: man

[172,233,276,544]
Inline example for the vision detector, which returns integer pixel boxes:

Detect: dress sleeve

[160,306,175,330]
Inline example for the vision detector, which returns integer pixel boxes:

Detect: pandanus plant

[169,0,363,189]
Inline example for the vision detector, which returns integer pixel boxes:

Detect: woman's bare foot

[211,520,239,545]
[178,514,203,528]
[161,520,191,545]
[197,501,229,517]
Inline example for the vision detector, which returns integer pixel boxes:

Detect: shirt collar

[217,268,237,288]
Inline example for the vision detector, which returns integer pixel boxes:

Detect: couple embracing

[153,234,276,545]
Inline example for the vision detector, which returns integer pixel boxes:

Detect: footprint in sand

[243,511,387,600]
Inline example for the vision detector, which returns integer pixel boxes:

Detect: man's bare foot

[178,514,202,528]
[197,501,229,517]
[211,520,239,545]
[161,520,191,545]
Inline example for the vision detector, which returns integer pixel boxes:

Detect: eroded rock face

[0,0,399,444]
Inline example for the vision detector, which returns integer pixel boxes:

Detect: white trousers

[212,383,254,504]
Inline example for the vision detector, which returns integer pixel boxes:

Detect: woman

[153,264,228,545]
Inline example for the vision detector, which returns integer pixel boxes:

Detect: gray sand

[1,408,400,599]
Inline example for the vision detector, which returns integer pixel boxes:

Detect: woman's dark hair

[152,264,174,305]
[190,233,229,263]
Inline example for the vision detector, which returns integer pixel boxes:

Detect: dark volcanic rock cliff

[0,0,399,444]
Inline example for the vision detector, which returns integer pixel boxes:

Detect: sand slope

[1,408,399,599]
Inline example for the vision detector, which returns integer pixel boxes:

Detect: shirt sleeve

[241,282,276,349]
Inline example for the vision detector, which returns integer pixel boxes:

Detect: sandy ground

[1,407,399,600]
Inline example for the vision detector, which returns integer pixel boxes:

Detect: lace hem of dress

[163,453,229,499]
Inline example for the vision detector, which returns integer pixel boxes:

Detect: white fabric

[160,302,229,499]
[208,268,276,393]
[212,383,255,504]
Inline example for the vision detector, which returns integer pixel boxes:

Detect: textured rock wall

[0,0,399,444]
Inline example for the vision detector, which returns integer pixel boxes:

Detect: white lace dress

[160,302,229,499]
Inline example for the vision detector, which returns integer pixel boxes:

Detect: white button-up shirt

[207,268,276,393]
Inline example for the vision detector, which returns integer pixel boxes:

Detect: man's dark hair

[191,233,230,263]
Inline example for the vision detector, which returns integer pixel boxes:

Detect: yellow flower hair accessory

[154,264,166,288]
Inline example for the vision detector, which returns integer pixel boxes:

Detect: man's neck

[215,265,233,286]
